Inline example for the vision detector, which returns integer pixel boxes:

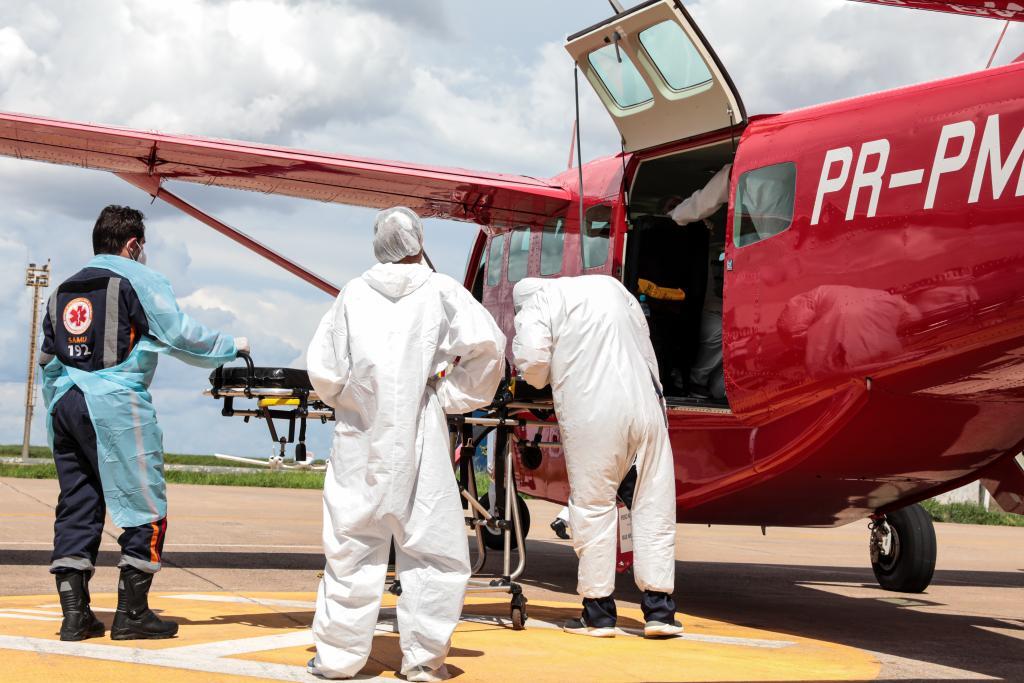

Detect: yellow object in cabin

[638,278,685,302]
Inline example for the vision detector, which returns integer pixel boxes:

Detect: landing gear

[478,493,531,551]
[869,503,936,593]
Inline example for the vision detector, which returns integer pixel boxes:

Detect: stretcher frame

[205,355,557,630]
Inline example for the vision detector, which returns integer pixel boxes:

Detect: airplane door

[565,0,746,152]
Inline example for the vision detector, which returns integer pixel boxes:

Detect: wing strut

[116,173,340,298]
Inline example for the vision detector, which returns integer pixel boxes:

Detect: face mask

[132,243,147,265]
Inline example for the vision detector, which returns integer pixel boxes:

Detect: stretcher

[205,353,557,629]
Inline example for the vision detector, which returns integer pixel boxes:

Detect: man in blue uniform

[41,205,247,641]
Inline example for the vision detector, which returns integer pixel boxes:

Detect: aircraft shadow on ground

[507,538,1024,681]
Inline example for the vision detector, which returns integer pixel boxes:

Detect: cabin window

[588,44,653,109]
[582,205,612,270]
[507,227,531,283]
[486,233,506,286]
[540,217,565,276]
[638,20,712,93]
[733,162,797,248]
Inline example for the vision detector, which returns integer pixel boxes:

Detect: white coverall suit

[307,257,505,678]
[512,275,677,601]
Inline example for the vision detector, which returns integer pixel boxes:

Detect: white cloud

[0,0,1021,456]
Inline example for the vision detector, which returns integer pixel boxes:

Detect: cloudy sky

[1,0,1020,459]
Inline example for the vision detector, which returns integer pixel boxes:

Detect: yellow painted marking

[258,398,301,407]
[0,592,880,682]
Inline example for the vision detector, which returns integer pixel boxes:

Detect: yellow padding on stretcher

[258,397,301,407]
[638,278,685,302]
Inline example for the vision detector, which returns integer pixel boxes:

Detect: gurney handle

[212,351,256,399]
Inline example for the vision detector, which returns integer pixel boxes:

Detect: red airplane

[1,0,1022,594]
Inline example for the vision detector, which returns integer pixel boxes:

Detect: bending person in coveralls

[41,205,248,641]
[512,276,682,639]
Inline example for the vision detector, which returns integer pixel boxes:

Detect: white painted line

[0,613,61,622]
[0,635,390,682]
[38,604,116,613]
[162,594,316,609]
[0,609,62,617]
[889,169,925,188]
[163,630,313,658]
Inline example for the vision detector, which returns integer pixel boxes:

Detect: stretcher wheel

[510,594,528,630]
[478,493,531,551]
[295,442,307,463]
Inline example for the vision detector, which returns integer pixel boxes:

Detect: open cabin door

[565,0,746,153]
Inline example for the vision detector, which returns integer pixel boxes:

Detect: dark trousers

[50,387,167,574]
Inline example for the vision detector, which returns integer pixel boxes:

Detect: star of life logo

[62,297,93,335]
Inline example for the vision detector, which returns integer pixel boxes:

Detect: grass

[920,499,1024,527]
[0,445,494,494]
[0,461,325,489]
[1,445,267,469]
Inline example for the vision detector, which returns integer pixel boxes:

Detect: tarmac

[1,476,1022,681]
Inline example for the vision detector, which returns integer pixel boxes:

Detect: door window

[582,205,612,270]
[588,44,653,109]
[486,233,506,286]
[540,217,566,276]
[507,227,531,283]
[733,162,797,247]
[638,20,712,93]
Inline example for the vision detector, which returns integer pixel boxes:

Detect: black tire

[871,503,936,593]
[478,493,531,551]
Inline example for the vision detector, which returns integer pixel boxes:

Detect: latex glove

[234,337,251,355]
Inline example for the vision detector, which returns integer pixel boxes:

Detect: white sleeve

[670,163,732,226]
[305,289,350,411]
[434,283,507,415]
[511,288,554,390]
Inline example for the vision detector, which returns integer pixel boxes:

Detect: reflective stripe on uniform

[47,293,57,334]
[103,278,121,368]
[50,557,95,573]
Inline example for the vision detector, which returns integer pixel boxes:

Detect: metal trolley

[205,354,556,630]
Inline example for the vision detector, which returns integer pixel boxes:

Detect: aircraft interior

[624,139,735,408]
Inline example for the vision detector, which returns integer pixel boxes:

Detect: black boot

[110,567,178,640]
[55,570,105,641]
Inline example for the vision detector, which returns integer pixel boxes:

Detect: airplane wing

[847,0,1024,22]
[0,111,571,227]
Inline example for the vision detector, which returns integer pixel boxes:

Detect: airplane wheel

[870,503,936,593]
[478,493,531,551]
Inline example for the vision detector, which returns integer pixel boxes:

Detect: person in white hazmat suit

[306,206,506,681]
[512,275,683,639]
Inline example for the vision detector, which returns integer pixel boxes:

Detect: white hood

[361,262,432,300]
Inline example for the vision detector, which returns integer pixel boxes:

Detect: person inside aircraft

[512,276,683,640]
[632,201,708,396]
[41,205,246,642]
[688,241,726,400]
[668,164,731,227]
[305,206,505,682]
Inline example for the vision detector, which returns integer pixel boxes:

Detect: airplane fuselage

[471,60,1024,527]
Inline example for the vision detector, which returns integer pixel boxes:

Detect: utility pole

[22,261,50,462]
